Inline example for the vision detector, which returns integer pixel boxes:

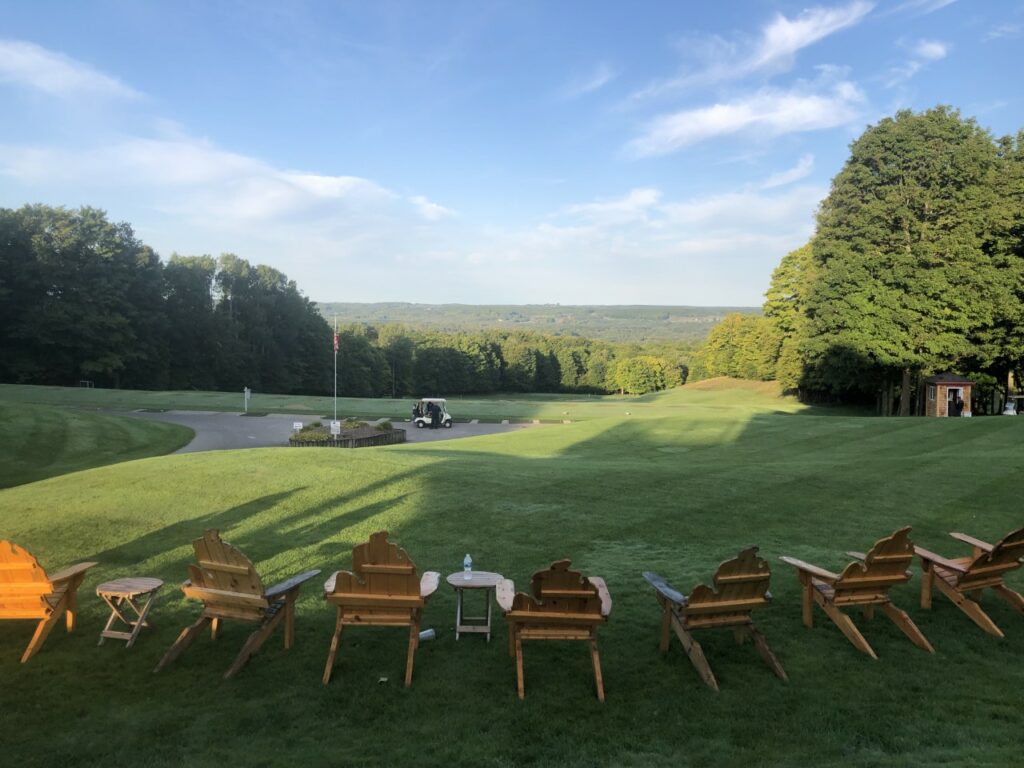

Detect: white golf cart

[412,397,453,429]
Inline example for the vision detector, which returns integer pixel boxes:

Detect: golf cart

[412,398,453,429]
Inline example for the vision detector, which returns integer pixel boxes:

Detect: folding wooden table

[96,577,163,648]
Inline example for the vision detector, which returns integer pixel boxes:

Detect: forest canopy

[0,205,689,397]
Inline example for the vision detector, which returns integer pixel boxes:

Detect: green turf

[0,382,1022,767]
[0,401,193,488]
[0,378,820,421]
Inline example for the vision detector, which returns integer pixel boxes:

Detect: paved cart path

[125,410,538,454]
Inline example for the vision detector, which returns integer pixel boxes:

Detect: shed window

[928,385,936,401]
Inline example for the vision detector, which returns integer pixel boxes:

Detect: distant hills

[316,302,759,343]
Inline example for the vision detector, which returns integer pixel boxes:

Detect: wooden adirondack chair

[322,531,440,687]
[780,527,933,659]
[496,559,612,701]
[914,526,1024,637]
[154,529,320,678]
[642,547,787,691]
[0,540,97,662]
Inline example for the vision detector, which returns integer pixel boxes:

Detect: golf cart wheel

[443,419,452,429]
[415,421,425,429]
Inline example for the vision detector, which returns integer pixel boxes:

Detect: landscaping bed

[288,419,406,448]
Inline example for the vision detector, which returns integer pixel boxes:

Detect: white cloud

[563,188,661,225]
[411,195,457,221]
[561,62,616,99]
[631,2,873,99]
[985,24,1021,41]
[892,0,956,15]
[0,135,397,223]
[627,79,864,157]
[0,39,140,99]
[760,154,815,189]
[912,39,948,60]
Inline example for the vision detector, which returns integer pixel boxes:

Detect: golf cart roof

[418,397,447,404]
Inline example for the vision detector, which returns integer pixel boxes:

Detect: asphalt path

[126,410,538,454]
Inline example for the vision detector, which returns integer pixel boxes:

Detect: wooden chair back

[183,530,268,621]
[958,526,1024,592]
[683,547,772,629]
[832,527,913,605]
[0,541,54,620]
[328,531,422,599]
[510,560,604,623]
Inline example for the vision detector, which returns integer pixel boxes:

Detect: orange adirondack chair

[154,529,320,678]
[643,547,787,691]
[496,559,612,701]
[915,526,1024,637]
[780,527,933,659]
[0,540,96,662]
[322,531,440,687]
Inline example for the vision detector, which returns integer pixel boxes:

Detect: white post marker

[293,422,303,432]
[330,420,341,436]
[243,387,251,414]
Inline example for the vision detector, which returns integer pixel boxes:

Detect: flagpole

[333,316,338,422]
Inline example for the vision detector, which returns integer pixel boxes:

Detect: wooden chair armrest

[779,556,839,582]
[845,551,866,561]
[420,571,440,598]
[48,561,98,584]
[265,569,322,600]
[589,576,612,617]
[949,532,994,552]
[914,547,968,573]
[642,571,687,606]
[496,579,516,612]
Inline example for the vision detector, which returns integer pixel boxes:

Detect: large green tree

[804,107,1007,413]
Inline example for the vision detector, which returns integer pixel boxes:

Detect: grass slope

[0,385,1022,767]
[0,402,193,488]
[0,378,812,422]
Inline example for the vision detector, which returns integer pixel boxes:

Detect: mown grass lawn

[0,401,193,488]
[1,381,1022,767]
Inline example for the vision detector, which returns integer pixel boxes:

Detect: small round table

[446,571,503,641]
[96,577,163,648]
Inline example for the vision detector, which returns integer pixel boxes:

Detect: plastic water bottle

[463,553,472,580]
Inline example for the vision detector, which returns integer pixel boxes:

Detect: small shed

[925,373,974,417]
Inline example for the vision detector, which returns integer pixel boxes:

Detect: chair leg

[733,626,748,645]
[224,610,284,679]
[210,617,219,640]
[404,622,419,688]
[933,577,1004,638]
[881,602,934,653]
[590,637,605,703]
[514,633,525,699]
[750,627,788,682]
[322,613,344,685]
[65,588,78,632]
[818,598,877,659]
[799,575,813,628]
[671,619,719,691]
[659,605,671,652]
[920,563,934,609]
[992,585,1024,615]
[283,593,296,650]
[154,615,211,672]
[21,606,65,663]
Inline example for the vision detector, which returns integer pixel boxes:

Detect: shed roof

[925,372,974,385]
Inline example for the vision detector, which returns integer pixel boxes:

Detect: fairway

[0,402,193,488]
[1,382,1023,767]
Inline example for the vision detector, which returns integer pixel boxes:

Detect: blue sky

[1,0,1022,305]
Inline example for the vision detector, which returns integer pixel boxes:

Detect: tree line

[0,204,688,397]
[693,107,1024,414]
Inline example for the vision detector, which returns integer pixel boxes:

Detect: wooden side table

[96,577,163,648]
[446,571,503,641]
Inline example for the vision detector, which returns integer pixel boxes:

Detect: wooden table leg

[455,587,463,640]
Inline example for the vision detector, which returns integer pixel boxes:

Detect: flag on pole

[333,331,339,353]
